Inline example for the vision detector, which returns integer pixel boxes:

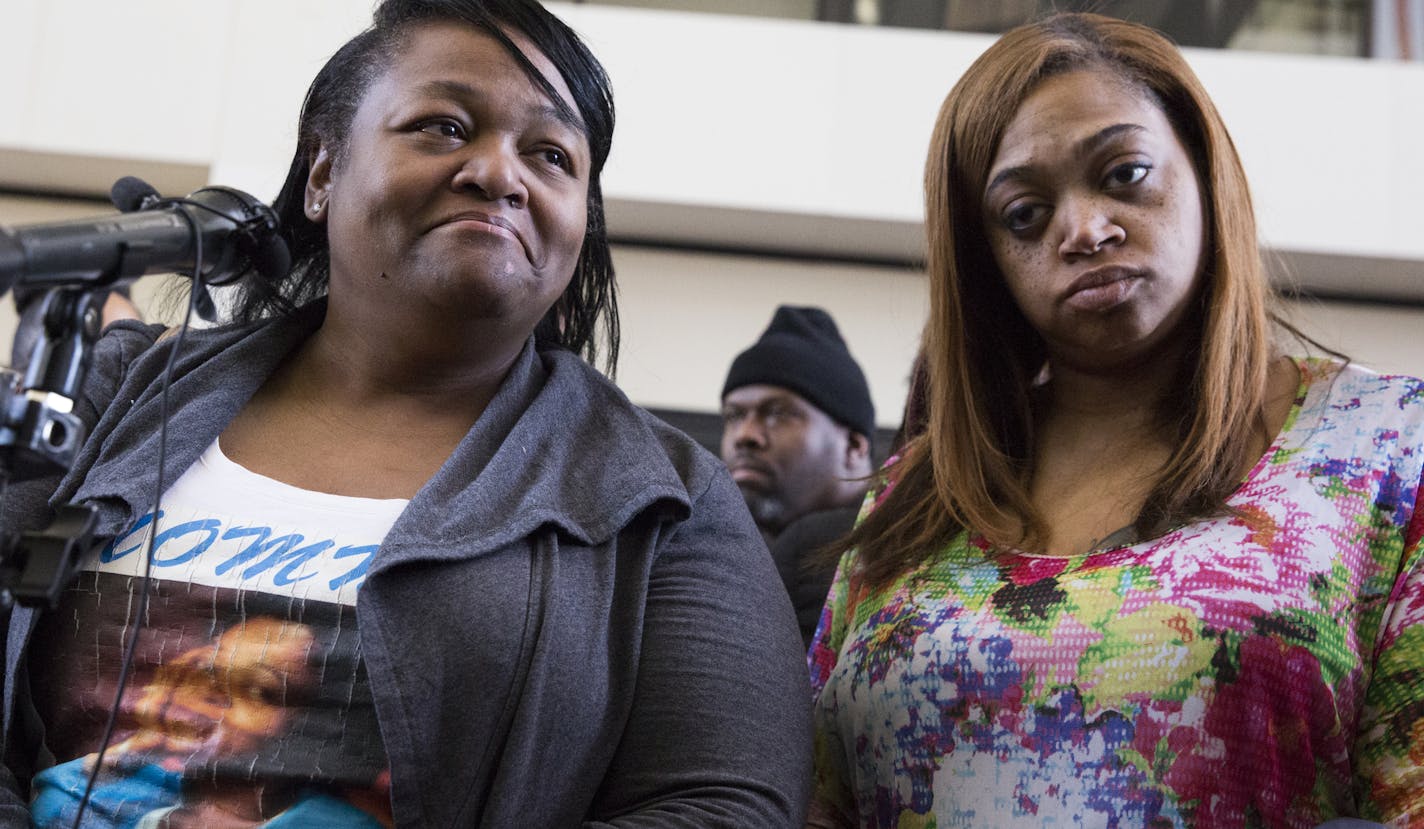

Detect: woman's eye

[1105,163,1150,188]
[1002,202,1049,232]
[417,120,463,140]
[538,147,569,170]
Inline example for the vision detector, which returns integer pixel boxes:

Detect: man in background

[720,305,875,647]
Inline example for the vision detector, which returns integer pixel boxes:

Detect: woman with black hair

[0,1,812,826]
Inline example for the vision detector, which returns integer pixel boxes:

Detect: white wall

[1281,297,1424,377]
[613,247,927,422]
[2,2,1421,422]
[612,247,1424,425]
[3,2,1422,273]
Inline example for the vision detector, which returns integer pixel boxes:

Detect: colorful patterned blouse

[809,360,1424,828]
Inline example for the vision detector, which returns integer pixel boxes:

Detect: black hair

[236,0,619,370]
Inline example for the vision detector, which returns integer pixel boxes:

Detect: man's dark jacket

[770,506,859,650]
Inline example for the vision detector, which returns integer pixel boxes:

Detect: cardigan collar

[67,302,693,565]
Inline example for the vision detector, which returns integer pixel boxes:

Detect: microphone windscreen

[110,176,160,213]
[250,235,292,282]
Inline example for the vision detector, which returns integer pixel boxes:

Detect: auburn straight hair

[844,13,1274,588]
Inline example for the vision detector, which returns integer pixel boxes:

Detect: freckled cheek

[994,244,1050,308]
[1156,176,1207,252]
[1157,190,1206,276]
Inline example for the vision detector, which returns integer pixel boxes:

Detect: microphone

[109,176,164,213]
[0,177,291,298]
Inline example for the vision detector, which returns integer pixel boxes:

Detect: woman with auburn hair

[808,12,1423,828]
[0,0,811,825]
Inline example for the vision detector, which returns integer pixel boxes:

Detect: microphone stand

[0,176,172,610]
[0,285,107,608]
[0,176,284,609]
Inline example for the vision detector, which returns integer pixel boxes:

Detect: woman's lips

[441,211,529,259]
[1063,266,1144,312]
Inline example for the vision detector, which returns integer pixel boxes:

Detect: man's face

[720,384,856,536]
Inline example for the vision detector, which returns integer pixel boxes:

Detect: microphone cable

[67,197,212,829]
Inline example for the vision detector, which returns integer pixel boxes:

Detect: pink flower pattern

[810,361,1424,828]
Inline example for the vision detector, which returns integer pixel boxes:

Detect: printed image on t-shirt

[26,440,407,828]
[30,579,389,828]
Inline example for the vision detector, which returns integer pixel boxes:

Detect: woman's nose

[1055,195,1125,261]
[452,139,528,208]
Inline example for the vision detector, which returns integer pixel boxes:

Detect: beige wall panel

[611,246,927,425]
[3,197,1420,421]
[1282,298,1424,378]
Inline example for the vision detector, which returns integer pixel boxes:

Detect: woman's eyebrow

[986,123,1147,197]
[1077,122,1146,158]
[417,79,585,135]
[985,164,1034,198]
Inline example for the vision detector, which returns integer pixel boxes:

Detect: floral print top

[809,360,1424,828]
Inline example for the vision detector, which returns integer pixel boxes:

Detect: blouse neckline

[982,356,1321,563]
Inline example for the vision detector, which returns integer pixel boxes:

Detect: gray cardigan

[0,304,812,827]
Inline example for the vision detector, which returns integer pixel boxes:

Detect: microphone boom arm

[0,176,287,608]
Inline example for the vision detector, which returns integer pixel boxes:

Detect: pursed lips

[439,211,531,261]
[1061,265,1145,310]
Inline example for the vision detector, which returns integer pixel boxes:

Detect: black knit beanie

[722,305,875,438]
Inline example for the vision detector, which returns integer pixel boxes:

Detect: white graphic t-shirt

[28,438,408,828]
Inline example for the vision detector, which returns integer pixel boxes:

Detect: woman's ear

[305,143,334,223]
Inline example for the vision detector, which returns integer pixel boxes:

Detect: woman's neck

[217,304,524,499]
[1037,349,1182,433]
[301,292,532,414]
[1021,354,1183,556]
